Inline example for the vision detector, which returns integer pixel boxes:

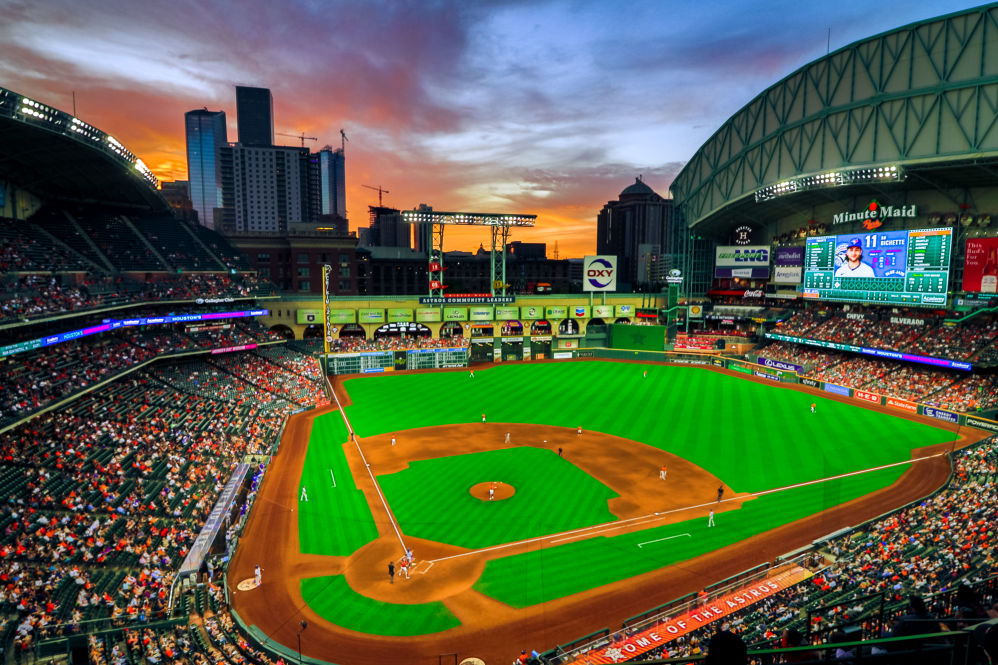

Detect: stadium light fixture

[755,164,903,202]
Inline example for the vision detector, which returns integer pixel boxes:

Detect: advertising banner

[358,309,385,323]
[546,305,567,319]
[330,309,356,324]
[774,246,804,266]
[716,245,770,267]
[387,308,412,323]
[824,383,851,396]
[800,377,820,388]
[583,255,618,291]
[963,237,998,293]
[923,406,959,423]
[757,357,803,372]
[965,415,998,433]
[416,308,441,322]
[615,304,634,317]
[570,306,590,318]
[296,309,322,324]
[519,305,543,320]
[443,307,467,321]
[754,370,781,381]
[494,306,519,319]
[469,307,494,321]
[593,305,614,318]
[773,266,803,284]
[886,396,918,413]
[854,389,881,404]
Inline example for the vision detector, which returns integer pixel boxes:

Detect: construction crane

[362,184,390,206]
[276,131,318,147]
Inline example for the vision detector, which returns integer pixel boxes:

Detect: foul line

[638,534,691,548]
[328,382,407,554]
[329,469,337,488]
[429,449,949,565]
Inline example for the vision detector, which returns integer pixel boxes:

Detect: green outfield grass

[296,362,953,632]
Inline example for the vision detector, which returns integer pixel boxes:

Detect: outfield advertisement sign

[416,308,441,322]
[358,309,385,323]
[296,309,321,324]
[444,307,467,321]
[330,309,356,324]
[520,306,544,320]
[495,306,519,319]
[886,396,918,413]
[616,304,633,317]
[966,416,998,432]
[824,383,851,396]
[546,305,567,319]
[570,306,590,318]
[923,406,959,423]
[799,377,820,388]
[593,305,614,318]
[387,308,412,323]
[754,370,781,381]
[756,357,803,372]
[854,389,881,404]
[469,307,494,321]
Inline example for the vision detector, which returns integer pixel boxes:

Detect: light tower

[400,210,537,298]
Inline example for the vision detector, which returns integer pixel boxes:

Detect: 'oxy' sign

[583,255,618,291]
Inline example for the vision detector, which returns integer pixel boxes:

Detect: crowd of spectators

[0,272,274,323]
[0,347,312,657]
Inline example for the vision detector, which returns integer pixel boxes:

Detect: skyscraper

[309,146,346,220]
[597,178,676,291]
[184,109,227,229]
[235,86,274,147]
[220,143,310,233]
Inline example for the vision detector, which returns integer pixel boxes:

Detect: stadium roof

[0,86,168,212]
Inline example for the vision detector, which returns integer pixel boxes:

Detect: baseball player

[489,482,496,500]
[399,557,409,580]
[708,509,715,527]
[254,565,262,587]
[505,432,511,444]
[660,465,667,481]
[391,434,397,446]
[482,413,486,423]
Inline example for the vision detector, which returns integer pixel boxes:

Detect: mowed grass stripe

[473,464,906,608]
[300,575,459,636]
[298,414,378,556]
[378,448,617,549]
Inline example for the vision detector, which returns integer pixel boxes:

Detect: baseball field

[229,361,968,665]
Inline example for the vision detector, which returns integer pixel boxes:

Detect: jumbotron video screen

[802,228,951,305]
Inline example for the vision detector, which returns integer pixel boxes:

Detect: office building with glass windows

[184,109,227,229]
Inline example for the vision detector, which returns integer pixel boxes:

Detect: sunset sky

[1,0,977,256]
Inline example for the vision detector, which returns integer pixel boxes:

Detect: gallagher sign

[584,255,617,292]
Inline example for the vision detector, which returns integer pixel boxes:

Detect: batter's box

[411,560,433,576]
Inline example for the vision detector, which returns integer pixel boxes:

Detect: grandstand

[1,6,998,665]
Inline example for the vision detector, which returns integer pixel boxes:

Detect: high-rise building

[184,109,227,229]
[596,177,677,291]
[308,146,346,220]
[235,86,274,147]
[220,144,310,233]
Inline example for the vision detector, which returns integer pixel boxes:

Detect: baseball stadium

[2,4,998,665]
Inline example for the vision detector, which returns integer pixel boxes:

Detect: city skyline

[0,0,978,256]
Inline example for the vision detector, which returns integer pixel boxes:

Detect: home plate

[236,578,261,591]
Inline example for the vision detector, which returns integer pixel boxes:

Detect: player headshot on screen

[834,238,876,278]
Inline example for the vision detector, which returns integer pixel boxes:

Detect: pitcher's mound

[469,481,515,501]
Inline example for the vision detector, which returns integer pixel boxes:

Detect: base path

[228,367,984,665]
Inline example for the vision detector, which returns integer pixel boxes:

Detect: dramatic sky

[0,0,979,256]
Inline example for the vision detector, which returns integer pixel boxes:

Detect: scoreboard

[802,228,951,305]
[324,347,468,375]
